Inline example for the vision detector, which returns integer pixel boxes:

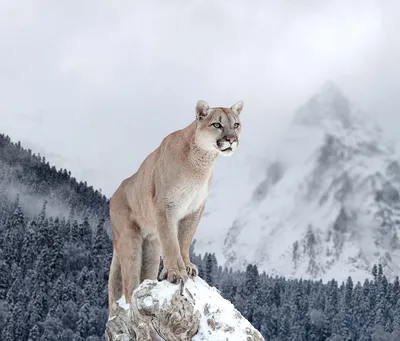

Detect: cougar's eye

[212,123,222,129]
[234,123,240,129]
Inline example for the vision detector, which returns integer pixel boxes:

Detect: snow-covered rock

[106,277,264,341]
[221,81,400,283]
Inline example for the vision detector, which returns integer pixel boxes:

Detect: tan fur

[108,100,244,315]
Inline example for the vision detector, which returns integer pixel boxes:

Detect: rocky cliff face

[222,81,400,283]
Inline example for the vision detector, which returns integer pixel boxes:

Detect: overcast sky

[1,0,399,197]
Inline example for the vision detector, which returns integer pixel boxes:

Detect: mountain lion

[108,100,244,314]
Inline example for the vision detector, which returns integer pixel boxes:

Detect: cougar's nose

[225,136,237,144]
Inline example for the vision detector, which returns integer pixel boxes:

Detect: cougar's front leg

[156,210,188,284]
[178,204,205,277]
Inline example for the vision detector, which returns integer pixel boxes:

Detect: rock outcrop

[105,276,265,341]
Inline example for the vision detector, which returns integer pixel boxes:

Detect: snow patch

[116,295,129,311]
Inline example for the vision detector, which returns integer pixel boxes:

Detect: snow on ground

[115,277,264,340]
[188,277,263,341]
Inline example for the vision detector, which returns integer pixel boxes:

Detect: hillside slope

[0,134,109,223]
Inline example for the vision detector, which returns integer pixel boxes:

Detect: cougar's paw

[185,262,198,277]
[160,267,188,284]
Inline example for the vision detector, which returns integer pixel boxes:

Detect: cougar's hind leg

[140,236,161,282]
[108,251,122,317]
[116,217,143,304]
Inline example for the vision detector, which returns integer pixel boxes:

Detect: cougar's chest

[173,182,209,220]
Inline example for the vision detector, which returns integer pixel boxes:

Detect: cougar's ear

[196,100,210,121]
[231,100,244,115]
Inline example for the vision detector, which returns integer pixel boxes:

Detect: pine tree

[251,276,270,331]
[204,253,217,286]
[62,279,78,303]
[0,260,9,299]
[77,301,91,339]
[38,200,48,224]
[378,264,384,278]
[92,217,110,270]
[28,288,48,329]
[49,219,64,281]
[278,302,291,339]
[83,270,97,304]
[289,283,306,340]
[334,277,355,341]
[20,222,37,274]
[48,275,65,316]
[79,217,92,248]
[240,264,260,323]
[61,300,79,332]
[70,219,80,244]
[197,255,204,279]
[260,304,278,340]
[372,264,378,280]
[352,282,365,335]
[219,267,234,301]
[1,313,15,341]
[72,333,85,341]
[344,276,353,307]
[6,264,22,305]
[393,276,400,305]
[375,289,389,329]
[392,298,400,335]
[59,329,75,341]
[33,215,48,258]
[40,329,58,341]
[28,324,41,341]
[33,247,50,290]
[324,279,338,337]
[13,299,28,341]
[3,204,25,267]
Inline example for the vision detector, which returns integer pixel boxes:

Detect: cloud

[0,0,398,196]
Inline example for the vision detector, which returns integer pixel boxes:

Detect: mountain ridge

[221,81,400,283]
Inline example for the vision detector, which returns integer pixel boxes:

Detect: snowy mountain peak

[282,82,386,165]
[219,82,400,283]
[293,81,352,131]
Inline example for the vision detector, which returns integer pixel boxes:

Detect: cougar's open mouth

[220,147,232,152]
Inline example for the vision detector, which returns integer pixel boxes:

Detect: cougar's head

[194,100,243,157]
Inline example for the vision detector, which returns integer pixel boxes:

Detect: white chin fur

[217,141,237,156]
[220,149,234,156]
[218,145,236,156]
